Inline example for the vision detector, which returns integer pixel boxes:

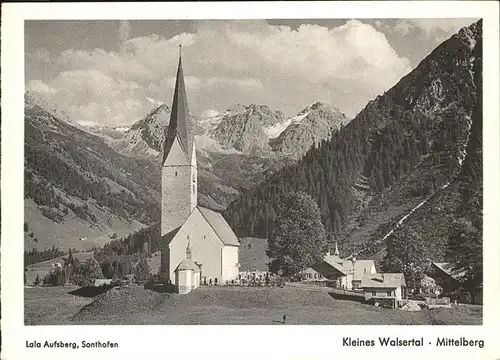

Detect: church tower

[161,46,197,279]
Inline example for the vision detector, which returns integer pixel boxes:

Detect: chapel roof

[161,208,240,247]
[175,258,201,272]
[198,206,240,247]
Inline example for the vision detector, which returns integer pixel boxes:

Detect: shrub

[133,257,150,283]
[71,258,104,286]
[43,267,64,286]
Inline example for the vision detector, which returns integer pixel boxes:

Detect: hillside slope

[24,96,160,251]
[224,20,482,265]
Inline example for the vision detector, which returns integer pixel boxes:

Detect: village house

[301,242,377,290]
[359,273,406,300]
[160,47,240,294]
[420,275,443,296]
[427,261,482,304]
[427,262,465,294]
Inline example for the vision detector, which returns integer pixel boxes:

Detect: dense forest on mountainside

[223,20,482,263]
[93,223,161,258]
[89,224,160,279]
[24,246,67,267]
[366,26,483,264]
[25,104,160,225]
[24,98,162,250]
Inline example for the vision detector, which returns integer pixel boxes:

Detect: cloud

[27,79,57,94]
[27,20,412,125]
[393,19,476,40]
[204,77,264,89]
[29,70,146,125]
[146,96,164,107]
[201,109,220,119]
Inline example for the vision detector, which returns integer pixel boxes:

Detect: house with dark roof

[428,262,465,294]
[160,47,240,293]
[427,262,482,304]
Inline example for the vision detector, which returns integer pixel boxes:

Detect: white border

[2,2,499,360]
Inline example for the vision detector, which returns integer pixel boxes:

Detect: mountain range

[24,95,159,251]
[24,91,341,250]
[224,20,483,265]
[99,99,346,208]
[23,20,482,267]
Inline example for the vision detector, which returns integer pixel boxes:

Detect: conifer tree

[446,219,482,302]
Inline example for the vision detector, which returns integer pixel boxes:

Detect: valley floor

[25,285,482,326]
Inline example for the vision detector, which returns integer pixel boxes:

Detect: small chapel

[160,47,240,294]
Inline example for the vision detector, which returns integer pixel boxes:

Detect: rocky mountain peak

[25,91,79,127]
[269,101,348,159]
[210,104,286,153]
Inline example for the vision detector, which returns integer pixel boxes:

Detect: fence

[329,287,366,302]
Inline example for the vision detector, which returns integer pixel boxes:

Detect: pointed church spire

[334,241,339,257]
[163,45,193,164]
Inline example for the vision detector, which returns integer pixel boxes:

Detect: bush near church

[70,258,104,287]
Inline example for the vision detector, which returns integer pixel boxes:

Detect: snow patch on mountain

[114,126,131,133]
[264,112,309,138]
[199,112,225,132]
[459,25,477,51]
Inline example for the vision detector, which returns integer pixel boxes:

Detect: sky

[25,18,477,127]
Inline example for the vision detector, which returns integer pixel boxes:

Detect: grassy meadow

[25,285,482,326]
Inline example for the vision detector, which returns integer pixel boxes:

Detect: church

[160,48,240,294]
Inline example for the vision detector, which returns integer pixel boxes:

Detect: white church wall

[168,208,223,284]
[193,272,200,289]
[176,269,193,294]
[222,246,239,283]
